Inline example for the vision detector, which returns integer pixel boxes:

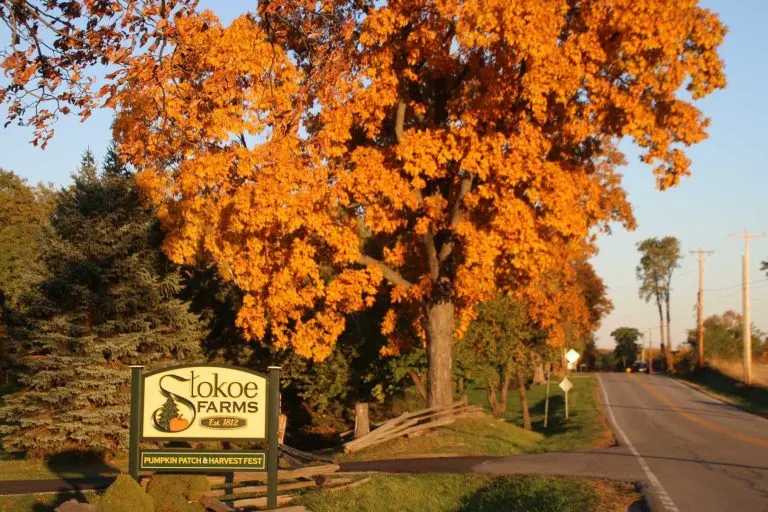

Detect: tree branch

[359,254,412,288]
[394,99,406,143]
[438,174,474,262]
[423,230,439,280]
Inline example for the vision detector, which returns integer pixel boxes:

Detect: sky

[1,1,766,351]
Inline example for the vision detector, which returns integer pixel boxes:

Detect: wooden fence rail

[342,400,484,453]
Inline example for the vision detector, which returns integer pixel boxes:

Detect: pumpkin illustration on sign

[155,394,192,433]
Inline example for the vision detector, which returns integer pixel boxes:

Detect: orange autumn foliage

[104,1,725,393]
[0,1,198,147]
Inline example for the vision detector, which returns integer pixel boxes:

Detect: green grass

[295,473,641,512]
[467,374,613,451]
[0,491,97,512]
[340,374,612,462]
[679,367,768,416]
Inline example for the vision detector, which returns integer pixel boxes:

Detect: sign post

[128,365,144,481]
[129,363,280,508]
[267,366,280,509]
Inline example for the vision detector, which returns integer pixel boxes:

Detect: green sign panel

[140,450,266,472]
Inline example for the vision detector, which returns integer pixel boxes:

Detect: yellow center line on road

[634,376,768,448]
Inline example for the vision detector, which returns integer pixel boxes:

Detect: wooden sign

[128,364,281,508]
[140,365,268,441]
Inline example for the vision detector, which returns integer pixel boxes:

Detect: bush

[93,474,154,512]
[674,350,697,374]
[146,474,209,512]
[458,476,599,512]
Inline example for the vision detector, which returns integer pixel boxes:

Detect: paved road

[341,374,768,512]
[3,374,767,512]
[595,373,768,512]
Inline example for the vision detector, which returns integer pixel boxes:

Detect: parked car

[630,361,649,374]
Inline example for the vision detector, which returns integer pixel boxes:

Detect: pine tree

[157,395,180,432]
[0,148,207,459]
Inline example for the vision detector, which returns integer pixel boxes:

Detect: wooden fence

[342,399,484,453]
[200,445,368,511]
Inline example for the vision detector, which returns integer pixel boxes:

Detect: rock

[55,499,101,512]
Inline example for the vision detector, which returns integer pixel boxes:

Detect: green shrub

[147,474,209,512]
[458,476,598,512]
[93,474,154,512]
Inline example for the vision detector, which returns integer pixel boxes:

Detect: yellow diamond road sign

[559,377,573,393]
[565,349,580,365]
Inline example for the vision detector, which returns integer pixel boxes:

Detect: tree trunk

[499,370,512,413]
[408,369,427,402]
[486,378,502,418]
[426,301,454,408]
[532,364,545,385]
[657,301,666,371]
[354,402,370,439]
[665,295,675,373]
[517,370,532,431]
[457,377,465,395]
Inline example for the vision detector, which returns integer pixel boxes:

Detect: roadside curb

[672,377,768,421]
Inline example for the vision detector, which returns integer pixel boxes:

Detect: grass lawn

[0,491,97,512]
[678,367,768,417]
[296,473,641,512]
[340,373,612,462]
[469,374,614,451]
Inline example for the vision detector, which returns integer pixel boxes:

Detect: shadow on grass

[28,450,119,512]
[687,367,768,413]
[504,395,574,437]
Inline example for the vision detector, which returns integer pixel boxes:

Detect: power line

[704,278,768,292]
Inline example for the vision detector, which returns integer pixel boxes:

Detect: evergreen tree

[158,395,180,432]
[0,148,207,459]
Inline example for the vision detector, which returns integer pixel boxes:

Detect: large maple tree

[3,0,726,407]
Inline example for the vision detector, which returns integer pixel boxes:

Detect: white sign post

[559,377,573,419]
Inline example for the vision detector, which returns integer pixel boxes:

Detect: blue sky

[1,1,765,350]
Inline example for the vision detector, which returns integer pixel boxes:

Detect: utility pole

[690,249,713,368]
[730,231,766,386]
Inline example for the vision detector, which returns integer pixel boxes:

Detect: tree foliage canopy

[636,237,681,305]
[611,327,642,368]
[107,0,724,362]
[0,169,54,313]
[1,0,726,408]
[686,311,765,360]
